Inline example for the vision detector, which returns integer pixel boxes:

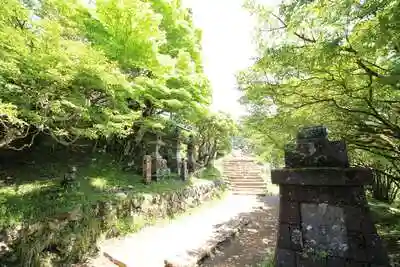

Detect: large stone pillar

[271,126,390,267]
[187,134,196,173]
[166,137,181,175]
[147,135,164,181]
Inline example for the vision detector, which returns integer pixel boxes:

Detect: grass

[196,165,222,181]
[0,150,227,266]
[256,256,274,267]
[0,153,195,229]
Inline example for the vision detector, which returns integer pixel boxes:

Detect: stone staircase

[223,157,268,195]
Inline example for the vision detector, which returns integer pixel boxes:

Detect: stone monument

[180,158,189,181]
[187,134,195,173]
[164,126,181,175]
[147,135,165,181]
[271,125,390,267]
[142,155,152,184]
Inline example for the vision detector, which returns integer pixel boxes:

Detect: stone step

[231,190,266,196]
[229,184,266,189]
[227,183,265,187]
[227,176,264,180]
[223,165,262,169]
[229,181,266,187]
[224,174,264,176]
[231,174,263,177]
[231,186,266,191]
[227,180,265,184]
[227,177,264,180]
[227,181,265,185]
[224,171,262,173]
[224,170,262,173]
[225,174,263,177]
[231,164,261,166]
[225,180,264,184]
[223,170,262,173]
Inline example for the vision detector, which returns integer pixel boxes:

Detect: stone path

[199,195,279,267]
[84,193,279,267]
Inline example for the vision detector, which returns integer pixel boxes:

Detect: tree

[193,111,237,166]
[0,0,213,151]
[0,0,138,149]
[240,0,400,202]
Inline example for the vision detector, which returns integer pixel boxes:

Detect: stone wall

[0,179,226,266]
[271,126,390,267]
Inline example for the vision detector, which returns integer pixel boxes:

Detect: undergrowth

[368,198,400,266]
[0,153,190,229]
[196,166,222,181]
[0,151,225,266]
[257,256,274,267]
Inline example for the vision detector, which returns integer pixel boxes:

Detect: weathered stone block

[296,187,319,203]
[277,223,304,252]
[296,253,327,267]
[344,206,364,231]
[276,249,296,267]
[271,168,373,186]
[345,260,369,267]
[280,201,300,224]
[296,125,328,140]
[272,126,389,267]
[300,203,348,258]
[347,232,367,261]
[327,256,345,267]
[284,140,349,168]
[280,185,298,201]
[365,234,390,265]
[278,224,291,249]
[290,225,303,251]
[361,215,378,234]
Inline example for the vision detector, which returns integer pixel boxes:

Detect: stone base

[273,178,390,267]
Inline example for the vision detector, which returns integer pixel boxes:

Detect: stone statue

[297,125,328,140]
[61,166,79,189]
[180,159,189,181]
[156,158,171,180]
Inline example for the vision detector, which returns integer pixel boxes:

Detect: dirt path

[81,193,278,267]
[199,195,279,267]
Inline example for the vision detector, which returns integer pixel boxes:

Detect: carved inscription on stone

[300,203,348,257]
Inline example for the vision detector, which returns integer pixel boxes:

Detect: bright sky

[183,0,277,120]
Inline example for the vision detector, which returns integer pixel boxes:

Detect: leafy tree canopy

[0,0,213,150]
[240,0,400,176]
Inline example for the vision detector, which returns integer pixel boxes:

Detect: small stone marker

[271,125,390,267]
[142,155,152,184]
[180,158,189,181]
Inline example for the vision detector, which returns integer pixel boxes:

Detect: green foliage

[369,198,400,266]
[0,0,212,150]
[259,257,274,267]
[0,151,224,265]
[196,166,222,181]
[0,0,235,265]
[193,111,238,164]
[0,153,190,229]
[240,0,400,198]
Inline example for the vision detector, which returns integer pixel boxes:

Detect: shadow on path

[198,195,279,267]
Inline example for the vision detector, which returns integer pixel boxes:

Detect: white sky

[183,0,278,120]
